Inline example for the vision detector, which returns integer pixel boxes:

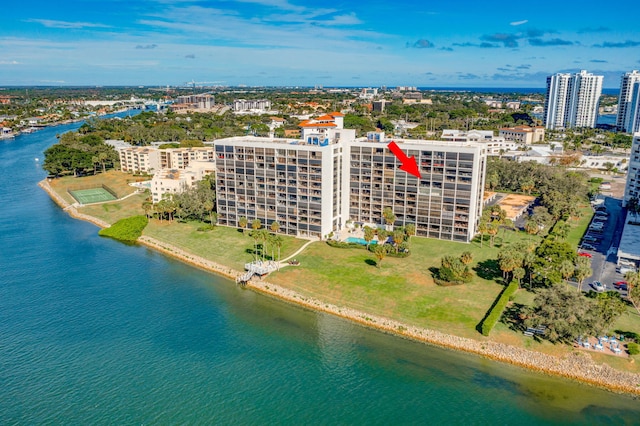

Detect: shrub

[628,342,639,356]
[326,240,365,249]
[98,215,148,243]
[478,281,519,336]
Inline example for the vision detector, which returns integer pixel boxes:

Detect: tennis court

[69,187,117,204]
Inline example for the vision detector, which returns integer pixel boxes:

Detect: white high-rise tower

[616,70,640,133]
[543,70,603,130]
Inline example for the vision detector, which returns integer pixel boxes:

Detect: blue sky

[1,0,639,87]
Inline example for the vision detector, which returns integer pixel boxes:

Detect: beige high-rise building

[214,113,487,242]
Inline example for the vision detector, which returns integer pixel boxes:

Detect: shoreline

[38,179,640,396]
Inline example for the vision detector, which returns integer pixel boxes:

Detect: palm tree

[574,258,592,293]
[98,152,108,173]
[239,216,248,234]
[392,229,405,253]
[272,235,283,265]
[460,251,473,266]
[478,217,489,248]
[363,226,375,248]
[250,219,262,261]
[559,259,574,288]
[624,270,640,315]
[377,229,388,245]
[373,244,388,268]
[270,220,280,234]
[203,200,215,225]
[405,223,416,239]
[513,267,525,286]
[382,207,396,230]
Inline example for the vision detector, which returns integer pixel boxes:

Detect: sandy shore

[39,179,640,395]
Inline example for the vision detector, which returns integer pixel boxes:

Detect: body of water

[1,116,639,424]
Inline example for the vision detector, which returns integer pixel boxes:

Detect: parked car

[618,265,636,275]
[595,206,607,212]
[578,252,593,258]
[595,212,609,218]
[592,281,606,292]
[614,281,628,290]
[583,236,600,243]
[581,243,597,251]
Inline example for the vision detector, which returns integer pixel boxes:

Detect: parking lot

[577,196,629,296]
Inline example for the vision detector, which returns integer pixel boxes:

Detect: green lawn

[566,204,595,248]
[143,220,309,270]
[79,193,148,224]
[266,229,536,338]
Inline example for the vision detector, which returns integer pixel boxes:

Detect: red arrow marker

[387,141,421,179]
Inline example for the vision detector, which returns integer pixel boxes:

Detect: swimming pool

[345,237,377,245]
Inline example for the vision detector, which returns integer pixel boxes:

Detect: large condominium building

[214,113,487,242]
[348,136,486,242]
[175,94,215,109]
[617,71,640,133]
[544,70,603,130]
[623,133,640,206]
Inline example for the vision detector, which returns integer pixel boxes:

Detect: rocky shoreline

[39,179,640,396]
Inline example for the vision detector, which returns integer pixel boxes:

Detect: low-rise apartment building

[159,147,216,169]
[499,126,545,144]
[119,147,160,174]
[151,160,215,203]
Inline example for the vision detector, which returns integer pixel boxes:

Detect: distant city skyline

[2,0,639,88]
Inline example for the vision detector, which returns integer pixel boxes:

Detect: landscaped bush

[628,342,639,356]
[478,280,519,336]
[326,240,366,249]
[98,215,148,243]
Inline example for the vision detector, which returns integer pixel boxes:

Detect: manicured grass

[266,230,534,338]
[79,193,148,224]
[143,220,309,270]
[48,170,142,205]
[566,204,594,248]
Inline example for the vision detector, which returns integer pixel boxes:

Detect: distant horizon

[0,84,621,93]
[2,1,638,87]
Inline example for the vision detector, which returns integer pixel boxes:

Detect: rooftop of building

[499,125,545,132]
[618,211,640,261]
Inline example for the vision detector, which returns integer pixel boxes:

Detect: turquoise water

[1,117,640,424]
[345,236,377,245]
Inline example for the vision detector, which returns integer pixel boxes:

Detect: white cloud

[26,19,110,29]
[510,20,528,26]
[0,60,20,65]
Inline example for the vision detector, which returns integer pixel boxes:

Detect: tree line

[43,132,119,177]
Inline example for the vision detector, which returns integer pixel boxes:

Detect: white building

[440,129,517,155]
[214,115,487,242]
[118,147,161,174]
[151,160,215,203]
[544,70,603,130]
[233,99,271,113]
[359,88,378,100]
[623,133,640,206]
[617,70,640,133]
[499,126,545,144]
